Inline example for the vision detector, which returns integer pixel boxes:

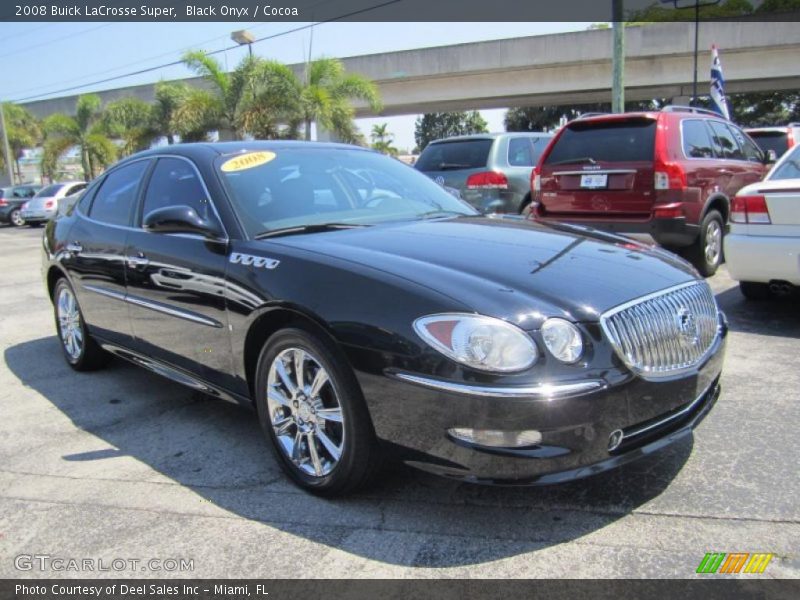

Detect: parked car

[415,132,553,214]
[745,124,800,161]
[21,181,87,226]
[43,142,726,496]
[530,106,769,276]
[0,184,41,227]
[724,141,800,299]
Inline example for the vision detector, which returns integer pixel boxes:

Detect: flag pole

[692,0,700,105]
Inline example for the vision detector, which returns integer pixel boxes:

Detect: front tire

[53,279,111,371]
[686,210,724,277]
[254,327,380,496]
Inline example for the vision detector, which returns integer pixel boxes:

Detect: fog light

[448,428,542,448]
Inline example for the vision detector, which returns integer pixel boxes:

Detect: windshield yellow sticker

[221,151,276,172]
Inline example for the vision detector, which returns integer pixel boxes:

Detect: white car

[724,143,800,299]
[21,181,87,227]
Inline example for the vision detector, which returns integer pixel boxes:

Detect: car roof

[428,132,552,145]
[124,140,372,163]
[745,126,795,133]
[570,111,731,126]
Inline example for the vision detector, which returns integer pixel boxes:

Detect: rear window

[545,120,656,165]
[748,131,789,157]
[35,184,64,197]
[416,139,493,171]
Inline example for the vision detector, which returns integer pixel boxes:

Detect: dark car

[43,142,726,496]
[0,184,41,226]
[745,124,800,161]
[416,132,552,214]
[531,106,769,276]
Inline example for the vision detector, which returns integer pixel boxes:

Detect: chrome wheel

[704,220,722,265]
[266,347,344,478]
[10,209,25,227]
[56,287,83,361]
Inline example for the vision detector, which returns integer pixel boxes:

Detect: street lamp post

[231,29,255,58]
[660,0,721,105]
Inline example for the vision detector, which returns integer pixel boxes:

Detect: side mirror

[143,205,224,239]
[765,149,778,164]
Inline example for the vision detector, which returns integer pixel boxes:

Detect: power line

[5,23,276,98]
[3,23,61,42]
[0,23,114,59]
[11,0,400,104]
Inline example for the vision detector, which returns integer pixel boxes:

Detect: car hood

[269,216,698,328]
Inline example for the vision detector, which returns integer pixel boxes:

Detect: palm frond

[182,51,230,100]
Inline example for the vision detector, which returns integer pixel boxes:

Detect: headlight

[414,313,538,373]
[541,318,583,363]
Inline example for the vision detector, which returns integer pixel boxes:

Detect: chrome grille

[600,281,720,379]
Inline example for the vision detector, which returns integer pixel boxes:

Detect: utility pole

[611,0,625,113]
[0,101,15,185]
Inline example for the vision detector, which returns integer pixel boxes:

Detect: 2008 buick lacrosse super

[42,141,726,495]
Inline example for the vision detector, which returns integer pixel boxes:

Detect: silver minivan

[415,132,552,214]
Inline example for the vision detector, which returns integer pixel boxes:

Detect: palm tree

[177,50,252,140]
[104,97,158,157]
[236,60,303,140]
[0,102,41,182]
[298,57,382,141]
[370,122,398,156]
[152,81,191,144]
[42,94,116,181]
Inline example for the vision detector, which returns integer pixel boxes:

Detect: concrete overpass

[22,20,800,120]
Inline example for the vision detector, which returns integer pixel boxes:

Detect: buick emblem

[675,307,699,346]
[434,176,445,186]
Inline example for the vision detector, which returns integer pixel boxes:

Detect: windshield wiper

[417,210,471,220]
[436,162,472,170]
[253,223,368,240]
[548,157,598,166]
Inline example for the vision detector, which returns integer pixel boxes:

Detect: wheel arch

[243,306,343,404]
[702,194,730,224]
[46,264,70,302]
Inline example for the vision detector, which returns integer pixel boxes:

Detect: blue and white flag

[710,45,730,120]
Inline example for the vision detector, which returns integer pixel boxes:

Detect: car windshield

[35,184,63,197]
[769,145,800,180]
[217,147,477,237]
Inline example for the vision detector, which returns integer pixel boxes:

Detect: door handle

[126,252,149,268]
[65,242,83,254]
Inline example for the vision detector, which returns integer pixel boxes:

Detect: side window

[508,137,534,167]
[730,126,762,162]
[67,183,87,196]
[708,121,744,160]
[141,158,211,223]
[682,120,714,158]
[88,161,148,226]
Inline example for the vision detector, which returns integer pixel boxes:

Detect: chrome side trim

[82,284,222,328]
[83,284,126,302]
[392,372,605,399]
[622,381,717,441]
[124,294,223,328]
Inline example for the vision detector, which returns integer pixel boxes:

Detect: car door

[124,156,234,385]
[62,159,151,346]
[707,120,753,198]
[728,124,768,186]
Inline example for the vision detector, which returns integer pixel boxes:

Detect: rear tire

[9,209,25,227]
[53,279,111,371]
[739,281,770,301]
[686,210,724,277]
[254,327,381,496]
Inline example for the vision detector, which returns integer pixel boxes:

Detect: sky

[1,21,593,150]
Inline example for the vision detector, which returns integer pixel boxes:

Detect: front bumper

[725,232,800,286]
[359,317,726,485]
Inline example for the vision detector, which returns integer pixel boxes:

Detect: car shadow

[6,336,694,568]
[715,286,800,339]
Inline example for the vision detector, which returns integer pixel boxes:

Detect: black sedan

[42,142,726,496]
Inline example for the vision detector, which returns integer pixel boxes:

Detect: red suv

[530,106,769,275]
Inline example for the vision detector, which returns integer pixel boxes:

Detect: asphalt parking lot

[0,224,797,579]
